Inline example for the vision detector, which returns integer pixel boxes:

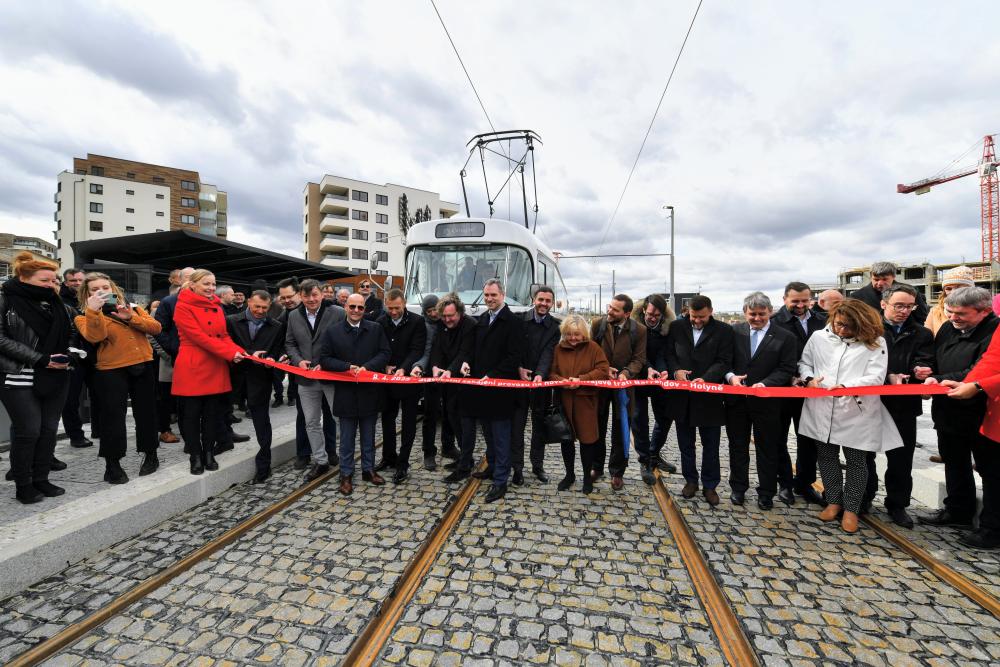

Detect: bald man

[813,289,844,315]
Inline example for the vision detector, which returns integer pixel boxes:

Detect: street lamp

[661,204,675,307]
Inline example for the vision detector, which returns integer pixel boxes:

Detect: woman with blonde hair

[172,270,246,474]
[76,273,162,483]
[798,299,902,533]
[926,265,976,335]
[0,252,77,503]
[548,313,610,494]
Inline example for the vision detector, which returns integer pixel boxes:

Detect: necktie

[894,324,902,335]
[614,325,622,341]
[751,329,761,357]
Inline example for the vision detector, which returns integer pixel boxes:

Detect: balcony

[320,234,349,252]
[321,255,350,269]
[320,215,349,234]
[319,179,350,197]
[320,195,350,215]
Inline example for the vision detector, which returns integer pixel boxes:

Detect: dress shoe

[557,475,576,491]
[757,496,774,511]
[252,469,271,484]
[159,431,179,444]
[203,450,219,471]
[392,468,409,485]
[484,484,507,503]
[841,511,859,534]
[681,482,698,498]
[214,442,235,455]
[472,469,494,480]
[104,461,129,485]
[4,469,12,481]
[653,454,677,474]
[703,488,720,506]
[511,469,525,486]
[329,453,340,467]
[15,484,44,504]
[731,491,745,506]
[375,458,395,472]
[444,460,458,470]
[339,475,353,495]
[798,487,828,507]
[641,466,656,486]
[362,470,386,485]
[71,437,93,448]
[293,456,310,470]
[271,397,283,408]
[888,507,914,529]
[611,475,624,491]
[959,528,1000,550]
[777,488,795,506]
[230,432,250,443]
[303,463,330,483]
[532,467,549,483]
[33,480,65,497]
[443,470,469,483]
[139,453,159,476]
[819,503,842,522]
[919,509,973,528]
[190,455,204,475]
[226,414,242,425]
[929,454,943,463]
[441,445,460,460]
[423,455,437,471]
[50,457,67,471]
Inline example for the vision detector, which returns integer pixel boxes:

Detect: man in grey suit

[285,279,346,482]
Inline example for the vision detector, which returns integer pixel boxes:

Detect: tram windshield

[405,244,533,306]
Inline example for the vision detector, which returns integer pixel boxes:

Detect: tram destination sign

[435,221,486,238]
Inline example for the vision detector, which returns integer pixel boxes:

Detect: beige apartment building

[837,260,999,302]
[56,154,227,267]
[303,175,460,275]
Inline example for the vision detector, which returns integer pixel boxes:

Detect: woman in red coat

[173,269,246,474]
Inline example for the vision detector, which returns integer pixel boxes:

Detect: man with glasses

[358,280,385,321]
[861,284,934,528]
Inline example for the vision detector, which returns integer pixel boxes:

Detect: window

[125,189,134,195]
[376,251,389,262]
[352,229,369,240]
[89,202,103,213]
[152,176,165,183]
[181,180,196,191]
[90,166,104,176]
[89,183,103,194]
[75,168,85,175]
[126,208,134,213]
[352,190,369,202]
[352,210,369,221]
[376,232,388,243]
[89,221,103,232]
[126,226,135,231]
[57,182,62,192]
[376,194,388,205]
[304,194,308,205]
[155,193,164,199]
[352,249,369,260]
[57,201,61,211]
[375,270,388,276]
[156,211,165,217]
[181,197,196,207]
[126,172,135,179]
[181,215,195,224]
[376,213,388,224]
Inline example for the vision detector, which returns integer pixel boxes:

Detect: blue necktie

[751,329,761,357]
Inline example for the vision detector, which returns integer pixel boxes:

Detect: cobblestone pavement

[377,444,725,667]
[658,425,1000,666]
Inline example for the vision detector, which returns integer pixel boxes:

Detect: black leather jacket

[0,293,79,374]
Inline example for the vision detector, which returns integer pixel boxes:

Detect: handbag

[539,390,572,444]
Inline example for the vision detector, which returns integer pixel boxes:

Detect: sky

[1,0,998,310]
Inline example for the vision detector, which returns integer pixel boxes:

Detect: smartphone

[50,354,70,364]
[104,292,118,306]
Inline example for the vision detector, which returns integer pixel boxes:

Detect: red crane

[897,134,1000,262]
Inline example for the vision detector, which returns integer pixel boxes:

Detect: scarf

[3,278,71,395]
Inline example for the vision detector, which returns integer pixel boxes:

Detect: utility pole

[663,204,675,311]
[612,269,616,297]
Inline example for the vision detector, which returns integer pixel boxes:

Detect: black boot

[558,440,576,491]
[203,447,219,471]
[580,445,594,495]
[33,480,65,497]
[190,454,204,475]
[139,452,159,476]
[104,459,129,484]
[16,483,44,504]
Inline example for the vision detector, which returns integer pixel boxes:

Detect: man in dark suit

[227,290,286,483]
[770,281,827,505]
[633,294,676,484]
[461,279,523,502]
[511,285,560,485]
[376,288,427,484]
[724,292,797,510]
[432,295,478,483]
[666,294,734,506]
[853,261,929,326]
[318,293,391,496]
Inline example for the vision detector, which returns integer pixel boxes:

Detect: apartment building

[56,154,227,267]
[837,260,999,302]
[303,175,460,275]
[0,233,57,279]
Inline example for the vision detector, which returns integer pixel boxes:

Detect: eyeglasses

[831,321,850,330]
[360,284,371,288]
[347,305,365,311]
[889,303,917,311]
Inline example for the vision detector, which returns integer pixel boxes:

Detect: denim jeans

[675,422,721,490]
[339,415,377,478]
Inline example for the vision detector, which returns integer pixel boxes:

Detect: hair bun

[13,250,59,279]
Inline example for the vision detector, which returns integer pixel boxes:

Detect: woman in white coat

[799,299,902,533]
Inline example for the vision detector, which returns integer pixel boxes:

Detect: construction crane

[897,134,999,262]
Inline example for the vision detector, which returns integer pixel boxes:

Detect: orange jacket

[965,332,1000,442]
[75,306,161,371]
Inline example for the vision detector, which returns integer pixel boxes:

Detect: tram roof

[405,217,556,259]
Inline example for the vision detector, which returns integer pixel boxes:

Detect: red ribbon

[246,356,949,398]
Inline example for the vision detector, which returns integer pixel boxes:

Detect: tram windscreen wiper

[470,267,499,308]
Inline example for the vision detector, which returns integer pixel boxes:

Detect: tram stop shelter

[71,230,353,304]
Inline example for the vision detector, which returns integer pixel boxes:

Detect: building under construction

[837,260,998,303]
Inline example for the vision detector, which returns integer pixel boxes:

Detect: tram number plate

[435,221,486,238]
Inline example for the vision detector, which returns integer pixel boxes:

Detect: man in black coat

[359,279,385,321]
[724,292,797,510]
[770,281,827,505]
[318,293,391,496]
[666,294,734,506]
[461,279,523,503]
[59,267,95,449]
[633,294,676,484]
[853,261,929,326]
[376,289,427,484]
[511,286,560,485]
[227,291,286,483]
[432,295,477,483]
[857,283,936,528]
[920,287,1000,549]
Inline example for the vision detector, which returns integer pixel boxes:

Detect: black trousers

[179,393,227,456]
[382,389,419,468]
[596,390,632,477]
[511,389,548,472]
[863,411,917,510]
[938,426,1000,530]
[60,363,87,441]
[95,364,159,460]
[271,369,284,401]
[725,398,782,497]
[2,383,69,486]
[421,384,454,457]
[156,380,175,433]
[779,397,817,492]
[632,386,671,463]
[248,403,272,473]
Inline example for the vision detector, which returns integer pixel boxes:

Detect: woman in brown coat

[548,314,609,494]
